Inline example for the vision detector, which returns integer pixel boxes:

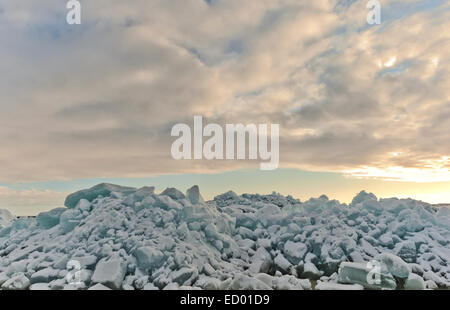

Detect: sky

[0,0,449,215]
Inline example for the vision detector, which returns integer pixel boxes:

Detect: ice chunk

[48,278,64,290]
[134,246,166,270]
[76,199,92,212]
[30,283,50,290]
[237,238,254,250]
[376,253,411,279]
[249,247,273,274]
[37,208,66,229]
[214,191,239,207]
[131,276,147,290]
[0,209,14,229]
[1,273,30,290]
[274,253,292,274]
[91,259,127,290]
[9,217,34,233]
[170,267,198,286]
[405,218,424,232]
[272,275,306,290]
[423,271,448,288]
[301,263,322,280]
[351,191,377,205]
[73,255,98,269]
[163,283,180,290]
[360,239,379,257]
[404,273,425,290]
[395,240,417,263]
[409,263,424,276]
[88,283,112,290]
[63,283,86,290]
[256,204,285,227]
[254,273,274,288]
[7,244,42,262]
[196,276,222,290]
[160,187,186,200]
[229,274,272,290]
[238,227,255,240]
[133,186,155,200]
[143,283,159,290]
[315,282,364,290]
[30,267,59,284]
[379,234,394,248]
[7,260,28,275]
[393,222,408,238]
[60,209,82,233]
[186,185,204,204]
[283,241,307,264]
[0,272,9,286]
[428,231,448,246]
[64,183,136,208]
[425,280,438,290]
[154,195,182,211]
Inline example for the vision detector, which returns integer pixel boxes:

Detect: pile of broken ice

[0,183,449,290]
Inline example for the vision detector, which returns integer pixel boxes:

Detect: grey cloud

[0,0,448,182]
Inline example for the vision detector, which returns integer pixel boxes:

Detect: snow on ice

[0,184,449,290]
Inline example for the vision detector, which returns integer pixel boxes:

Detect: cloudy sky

[0,0,449,215]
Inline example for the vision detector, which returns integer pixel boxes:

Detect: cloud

[0,0,448,183]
